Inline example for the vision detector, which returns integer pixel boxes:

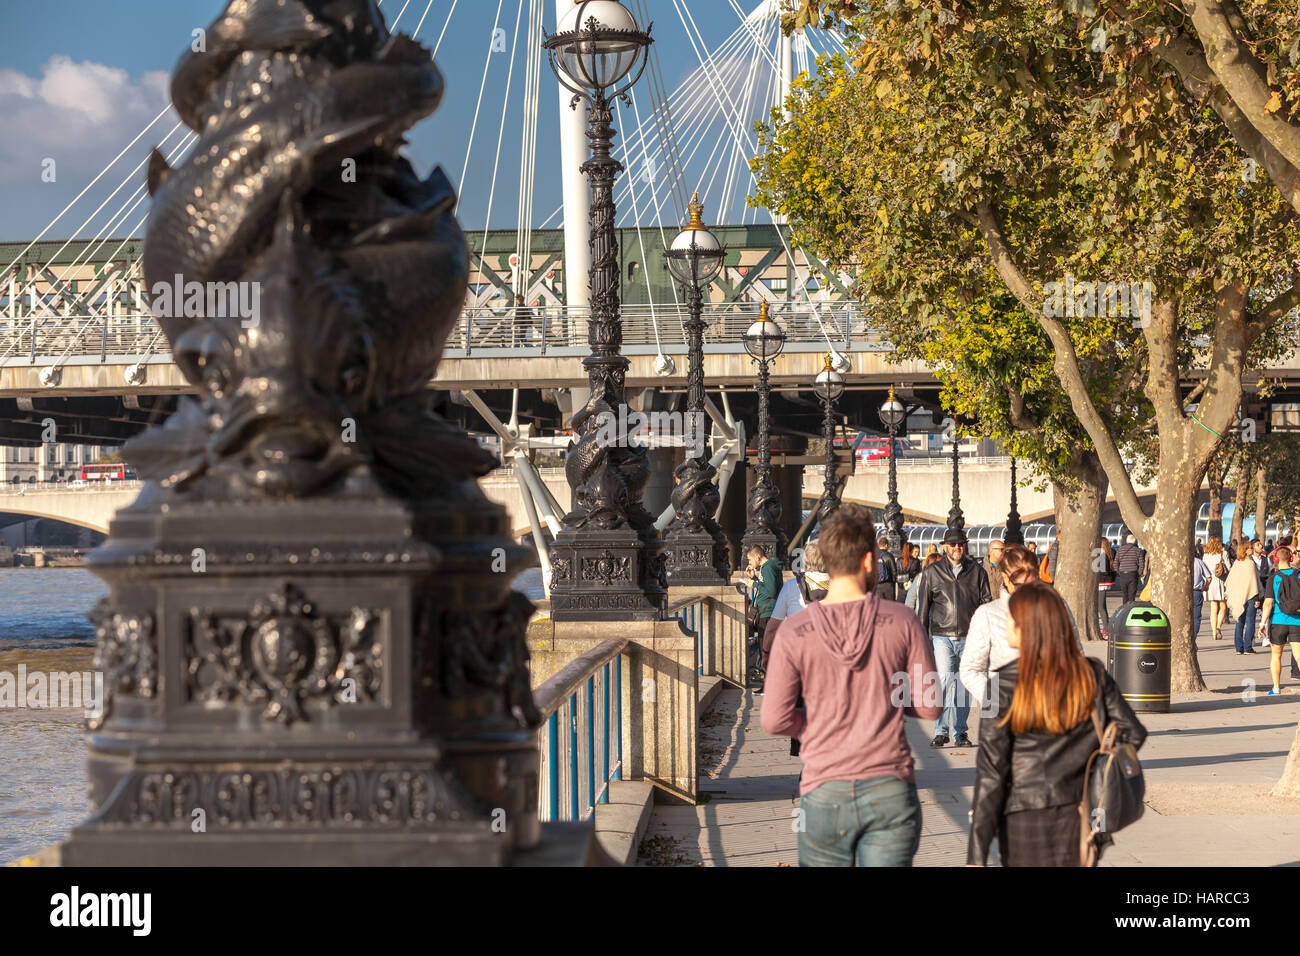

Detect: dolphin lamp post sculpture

[813,353,845,520]
[662,193,729,586]
[740,302,787,565]
[542,1,665,621]
[63,0,550,866]
[879,385,907,555]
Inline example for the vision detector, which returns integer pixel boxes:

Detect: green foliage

[752,1,1299,487]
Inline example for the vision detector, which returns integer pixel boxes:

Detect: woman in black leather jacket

[968,584,1146,867]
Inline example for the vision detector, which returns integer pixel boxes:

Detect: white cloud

[0,56,173,187]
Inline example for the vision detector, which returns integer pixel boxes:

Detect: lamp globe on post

[813,353,845,518]
[548,1,651,96]
[662,193,729,585]
[543,1,662,622]
[879,385,907,556]
[741,301,787,566]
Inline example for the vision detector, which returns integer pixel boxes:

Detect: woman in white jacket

[959,544,1072,708]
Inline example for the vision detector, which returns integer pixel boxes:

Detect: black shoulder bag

[1078,669,1145,866]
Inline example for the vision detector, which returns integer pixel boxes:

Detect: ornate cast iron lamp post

[813,353,845,518]
[741,301,787,564]
[948,425,965,533]
[879,385,907,554]
[662,193,729,585]
[1005,456,1024,545]
[543,1,664,620]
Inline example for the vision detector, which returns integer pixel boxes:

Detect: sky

[0,0,815,243]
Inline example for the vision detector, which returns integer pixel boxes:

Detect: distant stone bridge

[0,482,140,534]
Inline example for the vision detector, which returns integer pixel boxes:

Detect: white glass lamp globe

[743,301,786,361]
[666,193,725,283]
[552,1,647,92]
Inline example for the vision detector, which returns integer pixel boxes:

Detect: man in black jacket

[916,527,992,748]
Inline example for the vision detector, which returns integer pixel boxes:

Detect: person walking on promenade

[875,537,900,602]
[762,542,829,672]
[960,545,1046,709]
[744,544,782,632]
[1113,534,1142,603]
[983,539,1005,600]
[1252,539,1270,647]
[1204,537,1229,640]
[1260,546,1300,695]
[761,504,942,867]
[968,585,1147,867]
[1192,549,1211,640]
[916,527,992,749]
[744,545,782,692]
[1098,538,1116,585]
[1226,541,1261,655]
[898,541,922,600]
[906,552,942,612]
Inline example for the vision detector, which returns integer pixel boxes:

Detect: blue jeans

[1234,599,1258,653]
[1192,590,1204,639]
[798,776,922,867]
[931,634,969,738]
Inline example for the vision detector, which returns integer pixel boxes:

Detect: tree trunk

[1053,451,1106,643]
[1146,481,1207,693]
[1231,463,1248,545]
[1275,721,1300,800]
[1254,464,1268,542]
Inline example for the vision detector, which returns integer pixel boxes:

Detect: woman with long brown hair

[1204,536,1228,639]
[968,584,1146,867]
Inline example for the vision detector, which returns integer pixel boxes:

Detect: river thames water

[0,566,545,864]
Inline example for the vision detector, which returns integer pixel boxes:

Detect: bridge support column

[718,459,748,570]
[642,446,676,522]
[772,463,803,559]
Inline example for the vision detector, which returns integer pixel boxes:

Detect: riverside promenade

[640,628,1300,867]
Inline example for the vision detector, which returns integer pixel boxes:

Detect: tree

[755,0,1300,691]
[780,0,1300,214]
[857,281,1139,641]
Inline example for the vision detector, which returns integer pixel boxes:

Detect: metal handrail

[533,637,627,823]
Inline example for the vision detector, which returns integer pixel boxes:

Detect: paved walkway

[642,618,1300,867]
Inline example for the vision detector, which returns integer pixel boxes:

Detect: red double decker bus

[81,463,135,481]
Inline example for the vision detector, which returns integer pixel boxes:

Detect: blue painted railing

[533,638,627,823]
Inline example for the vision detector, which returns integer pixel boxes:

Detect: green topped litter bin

[1107,601,1171,712]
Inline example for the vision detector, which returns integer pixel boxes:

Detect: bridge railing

[0,313,167,364]
[453,304,879,353]
[532,637,627,823]
[0,480,142,493]
[0,304,879,365]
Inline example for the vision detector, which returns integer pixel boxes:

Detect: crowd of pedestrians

[745,513,1300,866]
[752,508,1148,868]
